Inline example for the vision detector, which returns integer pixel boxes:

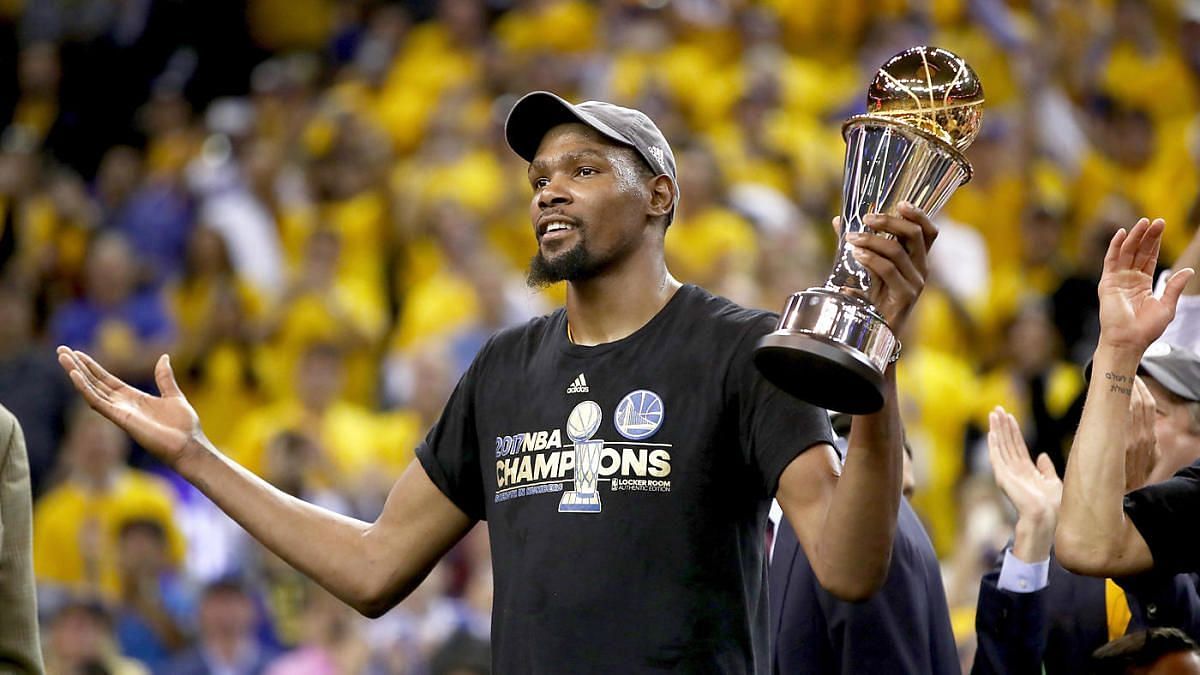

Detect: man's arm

[57,348,474,617]
[969,407,1059,674]
[1057,218,1194,577]
[777,202,936,600]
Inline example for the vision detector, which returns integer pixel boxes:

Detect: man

[57,91,936,672]
[0,404,44,673]
[167,578,278,675]
[973,403,1200,674]
[769,428,958,674]
[1057,218,1198,577]
[1092,628,1200,675]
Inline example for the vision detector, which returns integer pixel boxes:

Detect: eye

[533,177,549,189]
[577,167,598,177]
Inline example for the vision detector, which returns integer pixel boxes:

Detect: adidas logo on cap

[566,373,589,394]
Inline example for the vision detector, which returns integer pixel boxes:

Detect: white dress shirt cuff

[997,548,1050,593]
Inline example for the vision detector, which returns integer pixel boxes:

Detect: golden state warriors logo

[615,390,664,441]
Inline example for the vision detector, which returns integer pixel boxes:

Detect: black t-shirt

[1125,459,1200,574]
[417,284,834,674]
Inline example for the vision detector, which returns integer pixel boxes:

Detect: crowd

[1,0,1199,672]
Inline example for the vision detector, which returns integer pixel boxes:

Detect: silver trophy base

[754,288,897,414]
[559,491,601,513]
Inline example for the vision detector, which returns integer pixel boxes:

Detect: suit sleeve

[0,408,46,674]
[970,552,1048,675]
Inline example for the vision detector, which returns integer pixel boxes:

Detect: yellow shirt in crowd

[33,470,186,601]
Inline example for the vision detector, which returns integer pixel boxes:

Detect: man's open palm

[57,347,202,468]
[1098,218,1195,352]
[988,407,1062,519]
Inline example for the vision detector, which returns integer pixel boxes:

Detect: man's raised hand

[1098,218,1195,353]
[57,347,204,469]
[988,406,1062,562]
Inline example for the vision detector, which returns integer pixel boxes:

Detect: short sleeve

[415,343,490,521]
[729,315,836,497]
[1124,460,1200,574]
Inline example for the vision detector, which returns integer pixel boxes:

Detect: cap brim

[1140,359,1199,401]
[504,91,633,162]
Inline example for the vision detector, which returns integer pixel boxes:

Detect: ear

[646,175,675,220]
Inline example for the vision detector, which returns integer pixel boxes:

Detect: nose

[537,176,571,210]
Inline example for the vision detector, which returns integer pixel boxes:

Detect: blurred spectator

[114,518,195,672]
[262,430,352,515]
[44,598,150,675]
[975,299,1084,476]
[264,584,372,675]
[33,406,185,604]
[262,227,385,404]
[1092,628,1200,675]
[167,578,280,675]
[0,279,72,493]
[664,144,757,293]
[49,231,174,383]
[170,225,265,447]
[227,342,398,501]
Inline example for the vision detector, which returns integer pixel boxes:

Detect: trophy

[560,401,603,513]
[755,46,983,414]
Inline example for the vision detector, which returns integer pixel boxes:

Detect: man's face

[526,123,655,287]
[1144,377,1200,483]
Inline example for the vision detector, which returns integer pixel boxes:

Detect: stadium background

[1,0,1196,672]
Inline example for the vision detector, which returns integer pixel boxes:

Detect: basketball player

[58,92,937,673]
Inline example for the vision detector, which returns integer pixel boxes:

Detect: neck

[564,248,680,346]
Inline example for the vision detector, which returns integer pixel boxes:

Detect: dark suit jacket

[0,404,44,674]
[971,551,1200,675]
[769,499,958,674]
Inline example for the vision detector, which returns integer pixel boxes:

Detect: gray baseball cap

[504,91,679,218]
[1140,342,1200,402]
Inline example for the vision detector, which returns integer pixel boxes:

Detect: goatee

[526,241,596,288]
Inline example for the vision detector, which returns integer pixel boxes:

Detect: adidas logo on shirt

[566,373,589,394]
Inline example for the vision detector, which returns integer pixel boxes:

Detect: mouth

[537,216,580,242]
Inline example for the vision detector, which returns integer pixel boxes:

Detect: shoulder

[675,285,778,343]
[0,403,15,443]
[0,404,17,466]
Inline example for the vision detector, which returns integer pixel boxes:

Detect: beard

[526,238,597,288]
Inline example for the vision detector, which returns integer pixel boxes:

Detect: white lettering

[648,449,671,477]
[621,448,648,475]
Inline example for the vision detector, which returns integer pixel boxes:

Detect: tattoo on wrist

[1104,371,1133,396]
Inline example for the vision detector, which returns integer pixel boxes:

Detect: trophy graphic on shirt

[755,46,983,414]
[559,401,603,513]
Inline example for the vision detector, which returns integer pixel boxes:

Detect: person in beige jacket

[0,403,44,674]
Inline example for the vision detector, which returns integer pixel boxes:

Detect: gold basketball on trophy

[866,46,984,152]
